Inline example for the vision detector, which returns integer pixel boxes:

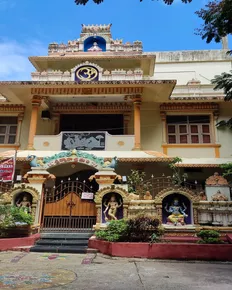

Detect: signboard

[0,157,15,182]
[81,192,94,200]
[61,132,106,151]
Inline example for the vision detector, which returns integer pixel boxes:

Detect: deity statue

[103,194,122,221]
[212,190,228,201]
[88,42,102,52]
[165,198,188,226]
[144,191,152,200]
[16,195,32,214]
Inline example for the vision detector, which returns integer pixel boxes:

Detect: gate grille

[42,216,96,232]
[41,180,96,232]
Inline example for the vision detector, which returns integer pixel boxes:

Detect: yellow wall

[141,103,162,151]
[1,101,232,160]
[217,104,232,158]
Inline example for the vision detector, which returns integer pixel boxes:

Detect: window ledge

[162,144,221,148]
[0,144,20,149]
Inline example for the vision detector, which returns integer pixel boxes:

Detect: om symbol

[75,66,99,81]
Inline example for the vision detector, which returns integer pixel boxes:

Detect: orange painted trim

[162,144,221,149]
[163,146,168,155]
[0,144,20,149]
[215,146,220,158]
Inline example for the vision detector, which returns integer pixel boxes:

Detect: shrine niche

[102,192,123,223]
[15,192,32,214]
[2,185,40,222]
[162,193,191,225]
[94,186,130,229]
[154,188,200,225]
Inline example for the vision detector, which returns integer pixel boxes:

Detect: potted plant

[0,205,33,238]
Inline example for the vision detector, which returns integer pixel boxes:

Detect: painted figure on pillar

[103,193,123,222]
[165,198,188,226]
[16,195,32,214]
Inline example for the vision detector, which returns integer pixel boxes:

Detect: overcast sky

[0,0,229,80]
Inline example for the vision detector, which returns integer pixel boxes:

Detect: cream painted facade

[0,24,232,172]
[1,25,232,232]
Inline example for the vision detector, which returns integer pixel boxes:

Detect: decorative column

[132,95,142,150]
[27,97,41,150]
[24,167,51,225]
[160,112,167,155]
[15,113,24,145]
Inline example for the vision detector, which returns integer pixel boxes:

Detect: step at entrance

[30,232,93,254]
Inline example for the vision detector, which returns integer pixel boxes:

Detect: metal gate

[41,180,96,232]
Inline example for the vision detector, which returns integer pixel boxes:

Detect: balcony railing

[34,132,135,151]
[31,68,144,82]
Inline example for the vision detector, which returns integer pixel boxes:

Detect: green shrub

[126,215,163,243]
[0,205,33,229]
[95,219,128,242]
[95,215,163,243]
[197,230,222,244]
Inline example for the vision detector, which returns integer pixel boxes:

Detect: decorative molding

[31,86,144,95]
[160,102,219,113]
[154,187,201,203]
[162,144,221,148]
[15,157,173,163]
[52,102,133,114]
[206,172,228,186]
[176,164,222,168]
[95,185,130,204]
[8,184,40,203]
[0,104,25,114]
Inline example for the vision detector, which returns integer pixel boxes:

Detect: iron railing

[42,216,96,232]
[0,182,13,194]
[144,176,203,199]
[45,180,96,203]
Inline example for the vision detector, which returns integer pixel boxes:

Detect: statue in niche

[88,42,102,52]
[200,191,207,201]
[144,191,152,200]
[212,190,228,201]
[103,194,122,221]
[16,195,32,214]
[165,198,188,226]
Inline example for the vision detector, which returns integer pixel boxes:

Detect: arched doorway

[41,162,98,232]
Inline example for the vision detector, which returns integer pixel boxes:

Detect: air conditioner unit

[41,110,51,120]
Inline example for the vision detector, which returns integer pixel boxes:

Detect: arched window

[84,36,106,52]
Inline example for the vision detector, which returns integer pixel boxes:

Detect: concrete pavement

[0,251,232,289]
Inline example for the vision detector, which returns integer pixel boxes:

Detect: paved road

[0,251,232,290]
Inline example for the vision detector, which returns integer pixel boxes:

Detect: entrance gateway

[42,179,97,232]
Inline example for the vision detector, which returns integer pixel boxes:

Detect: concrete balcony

[34,132,135,151]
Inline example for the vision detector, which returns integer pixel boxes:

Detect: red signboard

[0,158,15,182]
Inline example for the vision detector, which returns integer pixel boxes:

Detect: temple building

[0,24,232,235]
